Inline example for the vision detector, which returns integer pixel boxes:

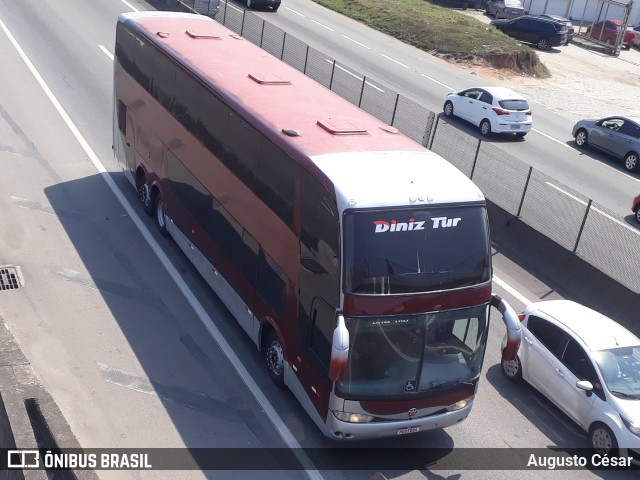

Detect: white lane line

[531,127,573,149]
[310,19,334,31]
[493,275,533,306]
[545,182,640,235]
[284,6,305,17]
[121,0,139,12]
[0,15,323,480]
[99,44,113,61]
[323,59,384,92]
[379,53,409,68]
[341,35,371,50]
[420,73,453,90]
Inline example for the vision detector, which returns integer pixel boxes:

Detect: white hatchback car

[501,300,640,462]
[443,86,532,138]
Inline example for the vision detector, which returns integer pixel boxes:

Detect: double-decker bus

[113,11,521,440]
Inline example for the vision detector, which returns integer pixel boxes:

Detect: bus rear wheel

[136,173,154,216]
[155,192,169,237]
[265,330,285,388]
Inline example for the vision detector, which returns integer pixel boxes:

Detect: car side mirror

[576,380,594,397]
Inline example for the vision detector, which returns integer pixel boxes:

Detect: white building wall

[524,0,640,26]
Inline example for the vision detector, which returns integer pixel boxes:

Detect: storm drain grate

[0,266,24,291]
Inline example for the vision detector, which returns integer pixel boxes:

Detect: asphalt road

[0,1,636,479]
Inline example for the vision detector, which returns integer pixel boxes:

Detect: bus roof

[119,12,484,209]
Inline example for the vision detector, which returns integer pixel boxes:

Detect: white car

[443,86,532,138]
[502,300,640,461]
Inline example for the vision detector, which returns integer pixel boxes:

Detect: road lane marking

[99,44,113,61]
[545,182,640,235]
[0,15,323,480]
[121,0,139,12]
[493,275,532,306]
[310,19,334,31]
[323,59,384,92]
[341,34,371,49]
[420,73,453,90]
[284,7,305,17]
[379,53,409,68]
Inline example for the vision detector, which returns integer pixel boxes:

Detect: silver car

[572,116,640,172]
[486,0,525,19]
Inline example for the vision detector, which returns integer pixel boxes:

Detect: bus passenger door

[124,108,137,174]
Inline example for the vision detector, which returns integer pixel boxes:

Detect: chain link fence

[172,0,640,294]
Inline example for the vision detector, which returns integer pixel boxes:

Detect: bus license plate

[397,426,420,435]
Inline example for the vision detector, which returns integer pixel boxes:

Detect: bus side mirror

[491,294,522,362]
[328,314,349,382]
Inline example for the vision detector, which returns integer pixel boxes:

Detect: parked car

[633,194,640,223]
[586,20,635,49]
[501,300,640,460]
[443,86,532,138]
[572,116,640,172]
[490,15,568,50]
[628,26,640,47]
[485,0,525,19]
[245,0,280,11]
[541,14,574,44]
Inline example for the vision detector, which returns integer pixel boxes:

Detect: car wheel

[515,132,527,138]
[635,205,640,224]
[272,5,279,11]
[590,423,618,456]
[443,100,454,118]
[155,192,169,237]
[624,152,640,172]
[536,37,550,50]
[480,119,492,137]
[501,356,522,381]
[265,329,285,388]
[575,128,588,148]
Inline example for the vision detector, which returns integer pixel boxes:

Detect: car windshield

[343,204,491,295]
[335,306,489,399]
[593,346,640,400]
[505,0,523,7]
[499,99,529,111]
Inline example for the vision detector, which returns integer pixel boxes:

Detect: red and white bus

[113,11,521,440]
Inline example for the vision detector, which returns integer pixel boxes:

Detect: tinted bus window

[115,24,135,74]
[226,113,294,226]
[152,54,176,111]
[132,36,155,91]
[344,205,491,294]
[256,250,286,314]
[239,230,259,286]
[198,93,229,157]
[172,69,205,134]
[207,198,242,263]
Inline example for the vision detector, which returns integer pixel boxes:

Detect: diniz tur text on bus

[112,11,521,440]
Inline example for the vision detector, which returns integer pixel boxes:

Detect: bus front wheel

[265,330,285,388]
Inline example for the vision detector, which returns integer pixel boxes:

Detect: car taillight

[525,110,532,116]
[492,107,510,115]
[518,314,526,322]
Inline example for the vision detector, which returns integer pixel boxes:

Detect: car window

[618,121,640,138]
[499,99,529,111]
[527,316,567,355]
[601,118,624,131]
[479,91,493,104]
[464,90,482,100]
[562,338,598,382]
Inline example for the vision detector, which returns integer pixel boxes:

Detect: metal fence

[176,0,640,294]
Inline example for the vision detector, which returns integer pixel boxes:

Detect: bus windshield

[336,306,488,399]
[344,205,490,294]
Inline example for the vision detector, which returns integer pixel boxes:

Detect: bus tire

[155,192,169,237]
[136,172,154,216]
[265,329,285,388]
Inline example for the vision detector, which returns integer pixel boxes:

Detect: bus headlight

[447,397,472,412]
[333,411,375,423]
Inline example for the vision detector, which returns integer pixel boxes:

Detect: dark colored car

[572,116,640,172]
[541,14,574,44]
[491,15,568,50]
[586,20,635,49]
[245,0,280,11]
[633,194,640,223]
